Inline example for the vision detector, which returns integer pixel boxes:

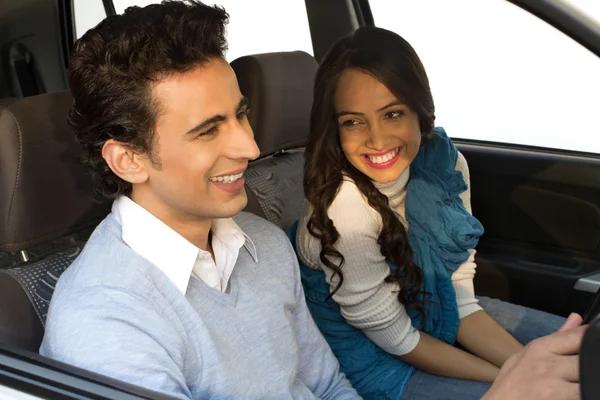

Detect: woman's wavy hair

[68,0,229,198]
[304,26,436,320]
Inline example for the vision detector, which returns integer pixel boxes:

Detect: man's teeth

[367,148,399,164]
[209,172,244,183]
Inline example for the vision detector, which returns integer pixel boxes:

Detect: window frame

[0,345,179,400]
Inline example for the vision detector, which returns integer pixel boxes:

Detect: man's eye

[198,126,218,138]
[237,108,251,120]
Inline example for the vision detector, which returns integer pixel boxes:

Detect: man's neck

[129,192,213,252]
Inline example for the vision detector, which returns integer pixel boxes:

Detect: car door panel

[457,141,600,316]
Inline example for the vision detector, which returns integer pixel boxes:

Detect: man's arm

[482,314,584,400]
[284,239,361,400]
[40,286,191,400]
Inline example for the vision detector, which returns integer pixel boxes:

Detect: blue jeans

[401,296,566,400]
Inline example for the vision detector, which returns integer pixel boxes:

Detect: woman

[289,26,565,400]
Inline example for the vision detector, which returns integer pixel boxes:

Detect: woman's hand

[456,310,524,368]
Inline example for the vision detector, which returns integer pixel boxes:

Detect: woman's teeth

[367,148,399,164]
[209,172,244,183]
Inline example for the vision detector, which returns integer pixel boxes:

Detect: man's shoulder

[234,211,289,245]
[233,212,296,268]
[45,215,180,351]
[56,213,159,296]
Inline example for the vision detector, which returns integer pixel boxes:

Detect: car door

[0,344,180,400]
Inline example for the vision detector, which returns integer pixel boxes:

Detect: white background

[74,0,600,153]
[369,0,600,153]
[75,0,314,61]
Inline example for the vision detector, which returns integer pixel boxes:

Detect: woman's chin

[365,164,409,184]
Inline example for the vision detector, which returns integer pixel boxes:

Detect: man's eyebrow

[186,115,226,135]
[185,97,249,135]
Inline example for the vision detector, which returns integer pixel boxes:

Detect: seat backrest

[0,91,111,253]
[232,51,318,231]
[0,91,111,351]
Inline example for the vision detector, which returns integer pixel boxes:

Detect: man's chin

[214,191,248,218]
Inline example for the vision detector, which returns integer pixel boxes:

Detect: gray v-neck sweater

[40,212,360,400]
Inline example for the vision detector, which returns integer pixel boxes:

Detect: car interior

[1,0,600,398]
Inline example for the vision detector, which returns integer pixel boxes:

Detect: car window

[369,0,600,153]
[73,0,107,39]
[103,0,315,61]
[564,0,600,24]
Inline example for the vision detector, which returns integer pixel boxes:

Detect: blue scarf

[288,127,484,400]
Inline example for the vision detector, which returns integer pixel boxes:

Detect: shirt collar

[211,217,258,263]
[111,196,258,294]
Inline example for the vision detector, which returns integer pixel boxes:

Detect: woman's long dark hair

[304,27,435,321]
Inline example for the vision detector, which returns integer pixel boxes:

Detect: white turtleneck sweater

[297,151,482,356]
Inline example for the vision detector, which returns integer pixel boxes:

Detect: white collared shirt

[112,196,257,294]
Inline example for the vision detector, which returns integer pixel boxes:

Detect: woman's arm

[456,310,523,368]
[454,152,523,367]
[326,221,503,381]
[303,180,500,380]
[399,331,499,382]
[452,255,523,367]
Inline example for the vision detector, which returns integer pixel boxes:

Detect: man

[41,1,585,399]
[40,1,358,399]
[485,313,585,400]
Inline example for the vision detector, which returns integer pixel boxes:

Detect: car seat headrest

[231,51,318,157]
[0,91,111,252]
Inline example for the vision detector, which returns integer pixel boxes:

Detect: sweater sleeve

[40,286,191,400]
[320,181,420,356]
[453,152,483,319]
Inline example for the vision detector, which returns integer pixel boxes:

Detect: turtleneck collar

[373,167,410,200]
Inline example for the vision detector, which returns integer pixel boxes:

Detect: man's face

[132,58,260,227]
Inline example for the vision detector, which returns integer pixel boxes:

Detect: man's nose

[228,122,260,161]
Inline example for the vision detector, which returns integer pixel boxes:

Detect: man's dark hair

[68,0,229,198]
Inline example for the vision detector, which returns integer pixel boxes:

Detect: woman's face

[334,68,421,184]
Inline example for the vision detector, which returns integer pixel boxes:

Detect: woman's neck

[373,167,410,198]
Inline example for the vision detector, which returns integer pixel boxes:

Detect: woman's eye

[385,110,405,119]
[342,119,361,127]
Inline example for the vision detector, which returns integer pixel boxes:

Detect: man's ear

[102,139,149,185]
